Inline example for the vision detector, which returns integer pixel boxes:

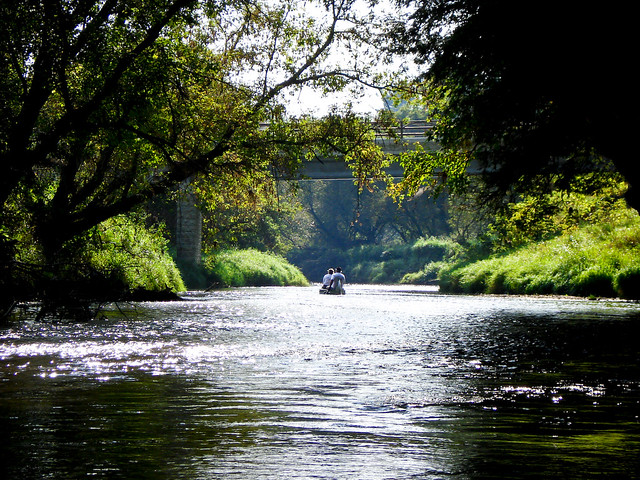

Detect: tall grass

[204,249,309,288]
[440,213,640,299]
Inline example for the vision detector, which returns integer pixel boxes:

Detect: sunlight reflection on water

[1,285,639,479]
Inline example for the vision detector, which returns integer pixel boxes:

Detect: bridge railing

[376,120,435,139]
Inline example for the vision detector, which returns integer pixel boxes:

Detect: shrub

[204,249,309,287]
[411,236,457,262]
[615,267,640,299]
[400,260,445,284]
[572,268,616,298]
[87,215,186,294]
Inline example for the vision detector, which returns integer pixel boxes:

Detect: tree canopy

[387,0,636,210]
[0,0,389,311]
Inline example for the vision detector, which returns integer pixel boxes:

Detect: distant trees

[386,0,636,210]
[294,180,450,250]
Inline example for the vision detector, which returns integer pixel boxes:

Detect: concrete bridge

[176,121,438,266]
[299,121,438,180]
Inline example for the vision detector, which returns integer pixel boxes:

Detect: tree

[0,0,387,311]
[294,177,449,250]
[386,0,636,210]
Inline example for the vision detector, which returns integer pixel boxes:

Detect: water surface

[1,285,639,479]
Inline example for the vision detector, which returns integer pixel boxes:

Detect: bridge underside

[299,157,405,180]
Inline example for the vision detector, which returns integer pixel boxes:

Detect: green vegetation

[87,216,185,295]
[203,249,309,288]
[439,211,640,299]
[290,236,458,284]
[429,178,640,299]
[32,214,185,301]
[5,213,185,320]
[1,0,390,318]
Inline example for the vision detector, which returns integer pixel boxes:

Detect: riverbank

[287,211,640,300]
[439,214,640,299]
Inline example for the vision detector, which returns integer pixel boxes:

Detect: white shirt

[330,272,346,289]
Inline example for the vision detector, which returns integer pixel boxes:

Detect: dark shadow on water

[0,374,274,480]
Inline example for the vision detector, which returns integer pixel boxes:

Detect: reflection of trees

[0,373,270,479]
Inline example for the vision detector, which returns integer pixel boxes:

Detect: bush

[87,215,186,294]
[204,249,309,287]
[572,267,616,298]
[401,261,445,284]
[411,236,457,262]
[615,267,640,299]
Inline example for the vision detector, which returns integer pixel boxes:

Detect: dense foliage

[430,174,640,299]
[368,1,639,299]
[489,174,629,251]
[386,0,636,210]
[87,215,185,295]
[0,0,389,316]
[8,213,185,320]
[288,172,640,300]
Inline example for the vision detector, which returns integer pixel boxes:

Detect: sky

[278,0,403,118]
[284,85,386,118]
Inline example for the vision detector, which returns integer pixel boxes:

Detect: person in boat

[322,268,334,289]
[328,267,346,294]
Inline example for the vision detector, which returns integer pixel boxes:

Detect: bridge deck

[300,123,439,180]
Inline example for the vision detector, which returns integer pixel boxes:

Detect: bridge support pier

[176,183,202,267]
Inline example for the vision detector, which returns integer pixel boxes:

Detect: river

[1,285,639,479]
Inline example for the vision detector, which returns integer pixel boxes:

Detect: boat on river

[319,285,346,295]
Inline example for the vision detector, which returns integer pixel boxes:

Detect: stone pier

[176,189,202,266]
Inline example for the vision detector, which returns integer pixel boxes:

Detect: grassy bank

[202,249,309,288]
[439,213,640,299]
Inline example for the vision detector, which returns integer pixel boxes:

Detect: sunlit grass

[204,248,309,288]
[440,212,640,299]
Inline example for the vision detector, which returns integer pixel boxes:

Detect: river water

[1,285,639,479]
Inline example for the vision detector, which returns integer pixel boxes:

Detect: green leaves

[391,145,470,201]
[489,174,629,252]
[1,0,386,255]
